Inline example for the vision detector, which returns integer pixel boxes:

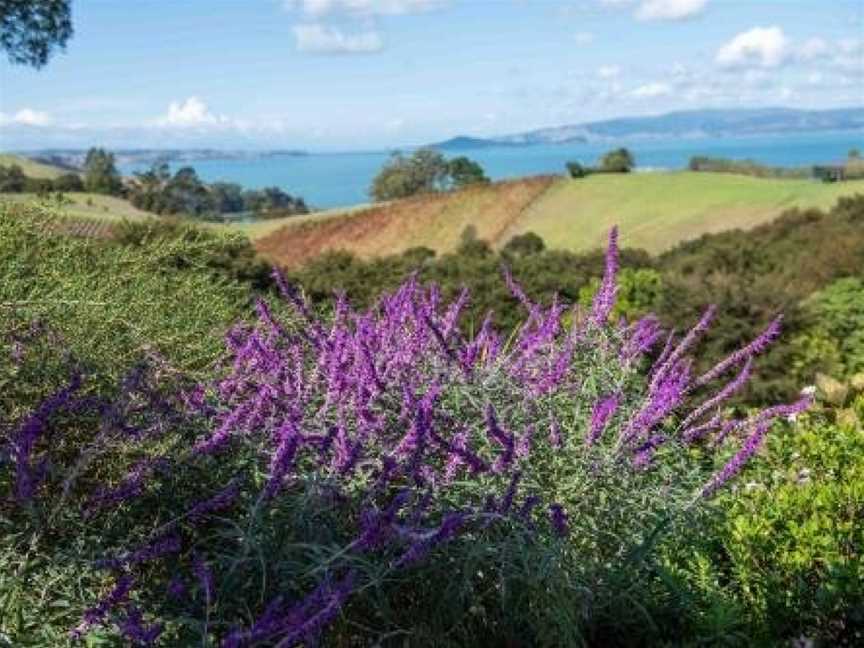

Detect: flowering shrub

[1,228,809,646]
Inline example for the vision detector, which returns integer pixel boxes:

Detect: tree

[83,148,123,195]
[566,161,587,178]
[447,156,489,189]
[503,232,545,257]
[210,182,246,213]
[370,149,449,201]
[0,0,73,68]
[53,172,84,192]
[599,148,635,173]
[0,164,27,192]
[849,148,862,160]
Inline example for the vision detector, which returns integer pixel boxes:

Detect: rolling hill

[0,153,70,179]
[252,172,864,267]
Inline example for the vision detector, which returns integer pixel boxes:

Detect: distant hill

[0,153,70,179]
[429,107,864,149]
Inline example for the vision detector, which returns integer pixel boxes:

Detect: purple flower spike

[586,394,619,445]
[696,315,782,387]
[700,420,771,498]
[71,574,134,639]
[591,226,619,325]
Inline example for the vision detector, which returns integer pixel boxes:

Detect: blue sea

[119,130,864,210]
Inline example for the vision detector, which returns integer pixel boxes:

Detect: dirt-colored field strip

[254,176,556,268]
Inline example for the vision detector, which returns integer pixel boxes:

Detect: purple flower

[484,405,515,473]
[696,315,782,387]
[586,394,619,445]
[265,422,302,498]
[650,305,715,391]
[591,227,619,325]
[395,511,466,568]
[548,503,569,537]
[98,535,181,570]
[497,471,522,515]
[632,434,668,469]
[11,372,82,502]
[186,480,241,523]
[515,425,535,461]
[224,573,356,647]
[679,358,753,431]
[701,420,771,498]
[71,574,134,639]
[119,605,162,645]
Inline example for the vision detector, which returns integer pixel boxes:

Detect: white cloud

[597,64,621,79]
[574,31,594,46]
[284,0,443,16]
[798,37,829,61]
[635,0,707,21]
[293,24,383,53]
[157,97,228,127]
[716,26,790,68]
[630,81,672,98]
[0,108,53,127]
[601,0,707,21]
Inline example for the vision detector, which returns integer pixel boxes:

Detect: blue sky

[1,0,861,151]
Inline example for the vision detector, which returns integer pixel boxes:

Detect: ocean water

[119,130,863,210]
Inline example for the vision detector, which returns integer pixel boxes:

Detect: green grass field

[506,172,864,253]
[0,192,154,222]
[0,153,70,179]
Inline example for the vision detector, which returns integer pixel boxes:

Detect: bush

[0,227,808,646]
[566,161,587,178]
[693,393,864,643]
[0,202,250,378]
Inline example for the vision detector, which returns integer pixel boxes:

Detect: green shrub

[0,201,250,379]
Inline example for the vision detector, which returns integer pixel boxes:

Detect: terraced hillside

[253,172,864,267]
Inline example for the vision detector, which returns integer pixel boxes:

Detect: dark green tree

[83,148,123,195]
[502,232,545,258]
[447,156,489,189]
[0,164,27,192]
[53,172,84,192]
[370,148,450,201]
[0,0,72,68]
[599,147,635,173]
[566,161,587,178]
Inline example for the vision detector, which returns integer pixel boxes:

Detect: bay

[119,130,863,210]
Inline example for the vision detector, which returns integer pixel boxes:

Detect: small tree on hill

[83,148,123,195]
[566,161,587,178]
[599,147,635,173]
[447,156,489,189]
[370,148,450,201]
[503,232,545,257]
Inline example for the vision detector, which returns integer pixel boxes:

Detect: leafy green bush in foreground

[1,226,811,646]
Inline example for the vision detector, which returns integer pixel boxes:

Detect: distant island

[431,107,864,150]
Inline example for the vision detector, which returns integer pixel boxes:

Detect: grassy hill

[1,192,153,222]
[254,176,555,267]
[0,154,70,179]
[506,172,864,253]
[254,172,864,267]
